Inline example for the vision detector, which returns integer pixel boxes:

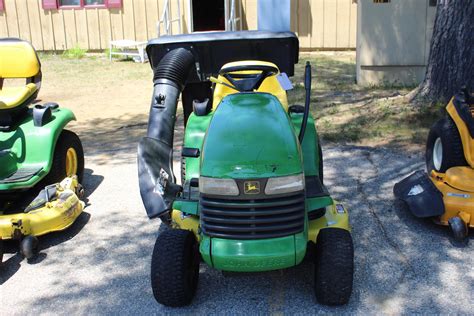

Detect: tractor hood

[200,93,302,178]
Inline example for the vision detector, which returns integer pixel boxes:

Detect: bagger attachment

[138,48,195,219]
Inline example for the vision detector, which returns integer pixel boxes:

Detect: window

[42,0,122,10]
[59,0,105,8]
[0,0,4,12]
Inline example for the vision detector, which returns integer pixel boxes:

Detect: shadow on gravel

[321,145,473,314]
[82,168,105,205]
[0,169,102,283]
[0,212,91,284]
[5,145,473,314]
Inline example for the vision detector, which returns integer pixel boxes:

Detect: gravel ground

[1,131,473,314]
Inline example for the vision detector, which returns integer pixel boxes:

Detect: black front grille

[200,192,305,240]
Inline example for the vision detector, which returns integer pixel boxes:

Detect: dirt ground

[33,52,441,166]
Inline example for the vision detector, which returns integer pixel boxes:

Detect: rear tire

[43,130,84,184]
[151,229,200,307]
[314,228,354,305]
[426,117,467,173]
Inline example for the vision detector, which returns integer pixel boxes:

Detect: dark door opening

[192,0,225,32]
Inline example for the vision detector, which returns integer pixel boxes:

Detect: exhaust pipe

[138,48,195,219]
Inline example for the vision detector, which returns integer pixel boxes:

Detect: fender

[0,107,76,190]
[446,93,474,167]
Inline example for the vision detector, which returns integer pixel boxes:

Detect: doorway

[192,0,225,32]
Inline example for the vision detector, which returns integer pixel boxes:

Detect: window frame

[58,0,106,9]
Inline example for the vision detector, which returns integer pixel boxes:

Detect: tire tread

[426,117,467,172]
[314,228,354,305]
[151,229,199,307]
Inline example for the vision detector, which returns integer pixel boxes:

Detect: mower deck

[430,170,474,228]
[0,177,84,240]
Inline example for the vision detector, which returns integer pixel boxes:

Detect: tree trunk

[414,0,474,103]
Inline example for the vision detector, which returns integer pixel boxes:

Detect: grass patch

[288,52,441,148]
[62,46,87,59]
[36,51,438,150]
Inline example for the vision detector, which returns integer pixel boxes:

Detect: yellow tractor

[394,89,474,240]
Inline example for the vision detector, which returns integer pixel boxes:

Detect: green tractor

[138,31,353,306]
[0,39,85,262]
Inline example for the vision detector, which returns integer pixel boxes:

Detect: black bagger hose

[138,48,195,219]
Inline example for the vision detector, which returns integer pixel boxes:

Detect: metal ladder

[225,0,242,31]
[157,0,182,37]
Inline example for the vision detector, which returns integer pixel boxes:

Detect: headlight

[199,177,239,196]
[265,174,304,195]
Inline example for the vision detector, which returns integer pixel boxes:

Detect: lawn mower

[0,38,85,263]
[138,31,354,307]
[394,89,474,241]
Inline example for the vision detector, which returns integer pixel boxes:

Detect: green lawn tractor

[138,31,354,307]
[0,38,85,263]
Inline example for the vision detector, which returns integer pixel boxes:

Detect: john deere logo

[244,181,260,194]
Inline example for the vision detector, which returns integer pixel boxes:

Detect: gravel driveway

[1,127,473,314]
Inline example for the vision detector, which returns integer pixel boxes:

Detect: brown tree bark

[413,0,474,103]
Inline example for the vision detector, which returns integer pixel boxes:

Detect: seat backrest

[212,61,289,111]
[0,38,41,79]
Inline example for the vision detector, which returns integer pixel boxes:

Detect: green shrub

[63,46,87,59]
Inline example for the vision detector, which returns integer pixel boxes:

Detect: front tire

[20,235,39,260]
[448,216,468,241]
[151,229,200,307]
[426,117,467,173]
[314,228,354,305]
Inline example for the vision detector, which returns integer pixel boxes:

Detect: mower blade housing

[393,170,445,218]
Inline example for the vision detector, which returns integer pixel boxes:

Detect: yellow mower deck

[430,169,474,228]
[0,177,84,240]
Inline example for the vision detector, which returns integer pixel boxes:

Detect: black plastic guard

[393,170,445,218]
[146,31,299,80]
[138,137,182,219]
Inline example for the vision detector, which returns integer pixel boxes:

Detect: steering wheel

[219,64,279,92]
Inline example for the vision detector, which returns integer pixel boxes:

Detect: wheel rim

[65,147,78,177]
[433,138,443,171]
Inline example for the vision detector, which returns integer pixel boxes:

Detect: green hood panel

[200,232,307,272]
[200,93,302,178]
[0,108,76,190]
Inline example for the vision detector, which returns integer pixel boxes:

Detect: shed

[356,0,437,85]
